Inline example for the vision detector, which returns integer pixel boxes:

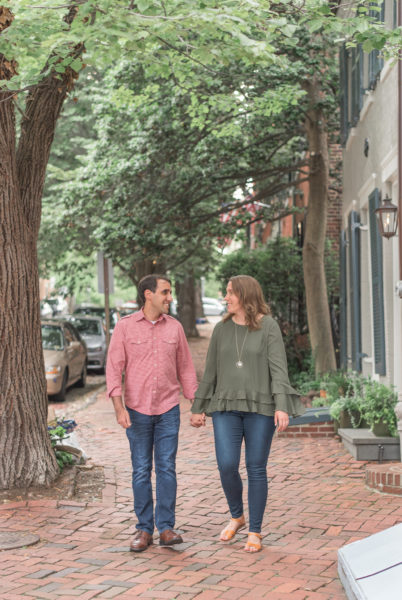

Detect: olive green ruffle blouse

[191,316,305,418]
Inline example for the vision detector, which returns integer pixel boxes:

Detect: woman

[190,275,304,552]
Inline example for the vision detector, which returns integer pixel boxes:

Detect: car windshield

[72,318,102,336]
[42,325,64,350]
[74,307,118,326]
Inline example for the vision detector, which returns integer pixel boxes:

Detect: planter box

[338,428,400,461]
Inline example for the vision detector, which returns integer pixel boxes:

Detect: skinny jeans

[212,410,276,533]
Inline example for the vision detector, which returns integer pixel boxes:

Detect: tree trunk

[302,76,337,375]
[194,280,204,320]
[175,275,199,337]
[132,258,166,284]
[0,9,82,487]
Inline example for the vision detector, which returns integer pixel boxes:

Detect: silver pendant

[236,361,243,368]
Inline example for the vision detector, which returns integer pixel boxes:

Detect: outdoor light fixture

[375,195,399,239]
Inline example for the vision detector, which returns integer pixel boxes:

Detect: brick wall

[327,143,342,254]
[365,463,402,496]
[277,421,336,439]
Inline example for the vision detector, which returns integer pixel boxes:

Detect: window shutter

[368,3,385,87]
[351,46,363,125]
[369,189,386,375]
[348,211,362,371]
[339,44,349,145]
[340,230,348,369]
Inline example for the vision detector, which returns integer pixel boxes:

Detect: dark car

[66,314,107,373]
[42,319,87,401]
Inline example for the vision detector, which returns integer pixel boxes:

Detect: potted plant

[321,371,366,431]
[360,380,398,437]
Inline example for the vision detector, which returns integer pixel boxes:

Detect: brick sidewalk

[1,322,401,599]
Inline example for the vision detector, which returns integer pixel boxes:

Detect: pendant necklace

[234,322,248,368]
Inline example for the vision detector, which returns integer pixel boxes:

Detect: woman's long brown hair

[223,275,270,330]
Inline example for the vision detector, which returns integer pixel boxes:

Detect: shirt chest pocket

[162,338,178,357]
[127,338,150,357]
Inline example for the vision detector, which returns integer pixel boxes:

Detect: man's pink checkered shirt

[106,310,198,415]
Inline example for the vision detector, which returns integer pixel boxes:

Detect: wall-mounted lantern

[375,195,399,239]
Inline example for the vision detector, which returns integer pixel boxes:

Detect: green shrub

[48,425,74,471]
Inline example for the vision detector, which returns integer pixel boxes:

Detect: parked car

[42,319,87,401]
[118,301,139,317]
[202,297,226,316]
[170,297,226,318]
[73,304,119,332]
[66,314,107,373]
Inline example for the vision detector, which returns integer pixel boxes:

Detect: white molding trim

[345,127,357,152]
[380,149,398,184]
[359,91,374,122]
[358,173,377,208]
[380,59,396,84]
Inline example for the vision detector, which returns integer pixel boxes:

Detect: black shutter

[339,44,349,145]
[368,2,385,88]
[369,189,386,375]
[351,46,364,125]
[340,230,348,369]
[348,211,362,371]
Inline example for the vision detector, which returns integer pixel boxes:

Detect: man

[106,274,198,552]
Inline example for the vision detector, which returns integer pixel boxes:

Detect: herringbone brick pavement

[1,323,401,599]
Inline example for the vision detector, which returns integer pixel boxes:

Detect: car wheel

[53,370,68,402]
[77,363,87,388]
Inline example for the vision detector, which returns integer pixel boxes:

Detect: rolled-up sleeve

[106,321,126,398]
[266,318,303,417]
[176,324,198,400]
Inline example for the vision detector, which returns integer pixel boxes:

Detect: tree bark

[175,275,199,337]
[194,280,204,320]
[302,76,336,375]
[0,8,83,488]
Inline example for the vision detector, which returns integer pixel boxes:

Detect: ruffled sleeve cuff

[191,398,210,414]
[272,383,305,417]
[191,379,215,414]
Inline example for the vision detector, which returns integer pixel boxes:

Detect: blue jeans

[126,404,180,535]
[212,411,276,533]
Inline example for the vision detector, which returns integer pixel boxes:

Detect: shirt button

[154,350,157,353]
[153,390,156,393]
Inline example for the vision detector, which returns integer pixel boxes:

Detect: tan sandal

[244,532,262,552]
[219,516,246,541]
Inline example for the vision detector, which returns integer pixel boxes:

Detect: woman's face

[224,281,242,314]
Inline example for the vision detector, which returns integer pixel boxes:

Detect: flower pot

[334,409,363,433]
[372,421,392,437]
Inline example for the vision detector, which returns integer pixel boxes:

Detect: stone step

[338,428,400,461]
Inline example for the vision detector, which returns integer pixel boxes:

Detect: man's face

[146,279,173,316]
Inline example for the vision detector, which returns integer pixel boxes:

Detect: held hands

[190,413,206,428]
[275,410,289,432]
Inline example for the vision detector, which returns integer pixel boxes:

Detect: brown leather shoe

[159,529,183,546]
[130,530,153,552]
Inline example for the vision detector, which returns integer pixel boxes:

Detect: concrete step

[338,523,402,600]
[338,428,400,461]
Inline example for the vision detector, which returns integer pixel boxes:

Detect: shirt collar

[132,309,166,323]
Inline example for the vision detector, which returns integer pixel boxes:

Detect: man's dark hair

[137,274,171,308]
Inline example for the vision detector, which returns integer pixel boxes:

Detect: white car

[170,297,226,317]
[202,297,226,316]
